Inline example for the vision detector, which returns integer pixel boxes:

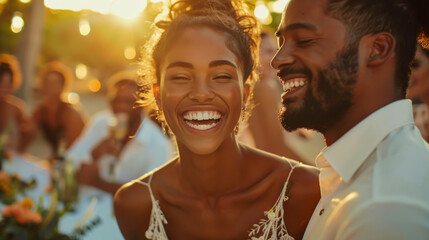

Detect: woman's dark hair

[0,54,22,91]
[324,0,429,97]
[419,43,429,57]
[137,0,260,131]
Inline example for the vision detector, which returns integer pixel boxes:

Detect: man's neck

[323,97,399,146]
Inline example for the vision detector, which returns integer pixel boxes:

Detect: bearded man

[272,0,429,239]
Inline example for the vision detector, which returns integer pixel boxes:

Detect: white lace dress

[134,162,300,240]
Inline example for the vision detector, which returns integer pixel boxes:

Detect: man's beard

[280,42,359,133]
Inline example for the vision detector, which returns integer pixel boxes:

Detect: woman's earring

[234,124,240,135]
[234,107,246,136]
[157,109,168,136]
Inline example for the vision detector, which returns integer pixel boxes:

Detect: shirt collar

[319,99,415,183]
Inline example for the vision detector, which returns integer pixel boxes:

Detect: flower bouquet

[0,171,36,205]
[0,192,100,240]
[0,122,13,171]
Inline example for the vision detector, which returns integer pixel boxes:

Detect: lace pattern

[136,162,300,240]
[248,163,299,240]
[134,174,168,240]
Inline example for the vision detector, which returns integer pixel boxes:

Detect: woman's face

[157,26,246,155]
[0,73,13,98]
[408,47,429,100]
[413,103,429,140]
[41,71,64,99]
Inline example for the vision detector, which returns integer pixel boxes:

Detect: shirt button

[319,208,325,216]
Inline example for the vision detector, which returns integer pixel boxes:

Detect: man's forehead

[277,0,327,34]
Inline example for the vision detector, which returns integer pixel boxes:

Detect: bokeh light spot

[124,47,136,60]
[79,19,91,36]
[11,12,24,33]
[88,79,101,92]
[67,92,80,104]
[76,64,88,79]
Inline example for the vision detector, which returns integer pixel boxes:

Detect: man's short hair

[324,0,429,97]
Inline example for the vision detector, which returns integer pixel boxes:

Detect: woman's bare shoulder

[242,144,297,170]
[114,174,154,240]
[288,162,320,205]
[3,95,26,112]
[114,158,179,211]
[242,144,319,194]
[114,159,179,239]
[62,102,85,119]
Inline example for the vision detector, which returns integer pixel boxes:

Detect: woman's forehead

[163,27,240,68]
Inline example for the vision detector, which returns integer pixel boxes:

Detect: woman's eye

[213,74,232,81]
[171,75,191,81]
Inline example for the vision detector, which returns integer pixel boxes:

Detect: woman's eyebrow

[209,60,237,69]
[166,61,194,70]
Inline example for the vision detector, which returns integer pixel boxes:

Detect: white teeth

[186,121,218,130]
[283,78,307,92]
[183,111,222,131]
[183,111,222,121]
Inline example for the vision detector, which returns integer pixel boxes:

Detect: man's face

[0,73,13,98]
[271,0,360,133]
[110,81,138,116]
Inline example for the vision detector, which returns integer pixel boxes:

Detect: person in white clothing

[66,71,173,195]
[271,0,429,239]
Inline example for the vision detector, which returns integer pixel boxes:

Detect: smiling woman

[113,0,320,239]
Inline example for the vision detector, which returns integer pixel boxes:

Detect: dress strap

[248,162,300,240]
[134,172,169,240]
[284,162,300,192]
[135,173,154,188]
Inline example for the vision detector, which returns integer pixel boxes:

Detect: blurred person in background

[23,62,86,160]
[242,28,324,165]
[66,71,173,195]
[408,43,429,141]
[411,98,429,141]
[0,54,31,155]
[0,54,50,201]
[408,43,429,104]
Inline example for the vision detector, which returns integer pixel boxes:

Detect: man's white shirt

[304,100,429,240]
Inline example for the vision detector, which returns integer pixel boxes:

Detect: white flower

[145,230,153,239]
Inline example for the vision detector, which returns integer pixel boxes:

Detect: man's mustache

[276,66,312,80]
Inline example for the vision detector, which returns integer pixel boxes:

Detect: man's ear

[366,32,396,67]
[153,84,161,108]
